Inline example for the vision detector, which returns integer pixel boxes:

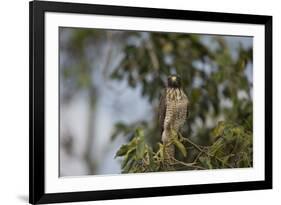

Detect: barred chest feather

[164,88,188,132]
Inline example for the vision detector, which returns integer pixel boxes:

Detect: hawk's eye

[171,76,177,81]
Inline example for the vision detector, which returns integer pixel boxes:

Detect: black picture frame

[29,0,272,204]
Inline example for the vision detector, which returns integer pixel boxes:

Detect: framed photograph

[29,0,272,204]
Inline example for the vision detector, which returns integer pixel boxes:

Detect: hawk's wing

[158,89,166,135]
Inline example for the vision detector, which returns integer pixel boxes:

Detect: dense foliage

[115,121,252,173]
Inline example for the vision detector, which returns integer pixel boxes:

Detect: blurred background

[59,27,253,176]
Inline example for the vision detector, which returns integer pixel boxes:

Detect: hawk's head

[167,75,181,88]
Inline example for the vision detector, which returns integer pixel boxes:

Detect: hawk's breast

[164,88,188,131]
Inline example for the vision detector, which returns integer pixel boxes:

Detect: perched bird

[158,75,189,161]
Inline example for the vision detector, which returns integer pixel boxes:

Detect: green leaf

[173,138,187,157]
[115,144,129,158]
[158,143,164,160]
[122,159,135,173]
[221,155,233,166]
[199,156,213,169]
[208,138,224,156]
[135,127,144,138]
[121,148,136,169]
[135,128,146,159]
[211,121,225,139]
[136,138,146,160]
[147,147,158,171]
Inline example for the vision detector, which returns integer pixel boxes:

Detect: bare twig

[179,133,233,168]
[192,151,203,163]
[170,157,206,170]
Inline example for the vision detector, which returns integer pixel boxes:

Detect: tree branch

[179,133,234,168]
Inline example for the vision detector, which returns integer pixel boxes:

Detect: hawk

[158,75,189,161]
